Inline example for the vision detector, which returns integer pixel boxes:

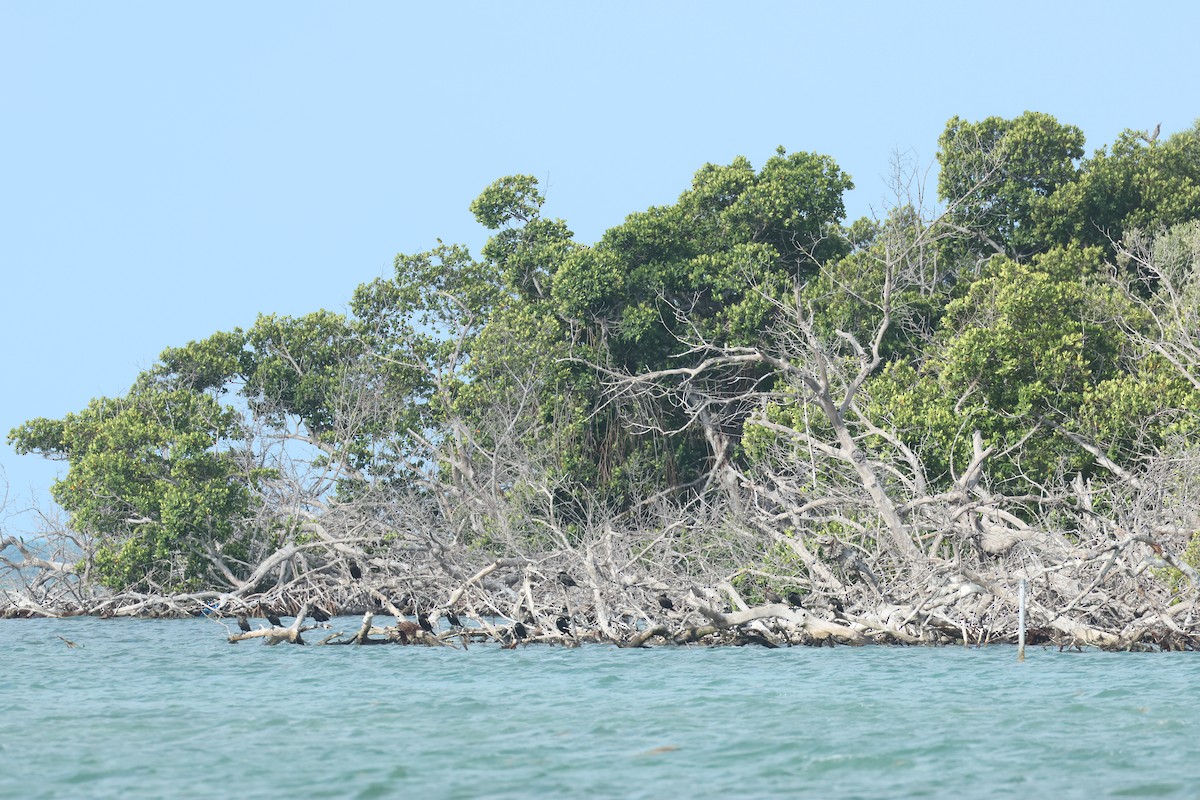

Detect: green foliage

[353,242,505,430]
[470,174,545,230]
[940,113,1200,260]
[15,115,1200,594]
[155,310,401,479]
[455,152,854,505]
[1151,530,1200,597]
[939,248,1121,418]
[802,206,950,362]
[1040,122,1200,251]
[156,329,247,393]
[155,310,367,435]
[860,248,1138,484]
[1078,364,1200,457]
[1080,220,1200,453]
[555,150,852,366]
[859,361,967,481]
[938,111,1085,257]
[9,387,252,590]
[241,310,364,432]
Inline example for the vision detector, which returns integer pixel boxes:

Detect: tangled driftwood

[6,520,1197,651]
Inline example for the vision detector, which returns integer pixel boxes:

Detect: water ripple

[2,619,1199,798]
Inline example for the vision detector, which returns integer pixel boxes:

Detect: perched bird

[657,593,675,611]
[556,571,578,588]
[763,588,783,605]
[417,612,434,634]
[310,607,330,623]
[236,614,252,633]
[513,621,529,640]
[348,560,363,580]
[374,589,395,614]
[555,615,571,635]
[786,591,804,608]
[444,609,462,627]
[266,609,283,627]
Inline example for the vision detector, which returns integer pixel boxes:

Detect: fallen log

[228,604,311,645]
[622,603,866,647]
[698,603,867,645]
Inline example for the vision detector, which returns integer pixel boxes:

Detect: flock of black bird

[234,605,331,633]
[763,588,806,608]
[230,565,812,644]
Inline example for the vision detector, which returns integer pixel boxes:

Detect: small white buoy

[1017,578,1027,662]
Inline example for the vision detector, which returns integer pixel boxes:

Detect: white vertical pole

[1017,578,1027,662]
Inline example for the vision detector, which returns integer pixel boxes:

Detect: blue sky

[2,1,1197,532]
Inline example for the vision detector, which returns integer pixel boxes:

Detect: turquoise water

[2,618,1197,799]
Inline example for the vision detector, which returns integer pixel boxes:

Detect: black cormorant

[311,607,330,623]
[445,609,461,627]
[237,614,251,633]
[557,571,578,588]
[266,609,283,627]
[555,615,571,635]
[348,560,363,580]
[418,612,434,633]
[657,594,674,611]
[786,591,804,608]
[513,621,528,640]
